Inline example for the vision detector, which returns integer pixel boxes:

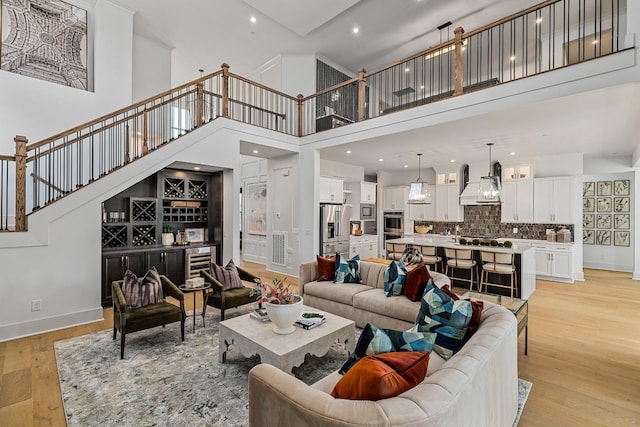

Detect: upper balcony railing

[0,0,628,231]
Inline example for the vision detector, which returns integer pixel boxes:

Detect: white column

[298,147,320,264]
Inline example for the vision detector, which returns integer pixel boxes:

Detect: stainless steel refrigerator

[319,204,351,258]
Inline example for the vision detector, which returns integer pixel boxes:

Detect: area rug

[54,305,532,426]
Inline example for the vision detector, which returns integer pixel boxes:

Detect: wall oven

[383,212,403,234]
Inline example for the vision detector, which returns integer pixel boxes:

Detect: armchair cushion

[121,267,164,308]
[210,259,244,290]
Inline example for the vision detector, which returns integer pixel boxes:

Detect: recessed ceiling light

[252,149,259,154]
[404,67,410,72]
[450,159,455,163]
[250,16,257,23]
[353,27,359,34]
[403,164,409,168]
[510,152,516,156]
[420,85,424,89]
[378,158,384,162]
[346,150,352,154]
[592,39,599,44]
[510,55,516,61]
[536,17,543,24]
[193,166,201,170]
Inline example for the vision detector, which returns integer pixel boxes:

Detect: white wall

[0,0,134,155]
[320,159,365,182]
[132,34,172,102]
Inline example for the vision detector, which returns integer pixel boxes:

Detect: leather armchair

[200,266,260,321]
[112,275,186,359]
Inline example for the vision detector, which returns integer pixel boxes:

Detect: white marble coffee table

[218,306,355,374]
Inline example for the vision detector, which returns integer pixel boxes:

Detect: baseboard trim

[0,307,104,342]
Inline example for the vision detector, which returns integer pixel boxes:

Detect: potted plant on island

[252,277,303,335]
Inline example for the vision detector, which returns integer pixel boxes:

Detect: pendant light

[477,143,502,204]
[408,153,432,204]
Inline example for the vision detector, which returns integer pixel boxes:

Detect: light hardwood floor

[0,265,639,426]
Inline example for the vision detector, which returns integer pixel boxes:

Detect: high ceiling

[112,0,639,174]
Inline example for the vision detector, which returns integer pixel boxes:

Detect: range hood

[460,182,481,205]
[459,181,502,205]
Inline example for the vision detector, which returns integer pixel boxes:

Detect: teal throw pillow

[384,260,407,297]
[334,253,362,284]
[413,282,472,360]
[339,323,435,374]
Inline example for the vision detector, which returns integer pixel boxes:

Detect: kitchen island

[386,235,536,299]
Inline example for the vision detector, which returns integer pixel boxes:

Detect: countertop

[386,235,535,254]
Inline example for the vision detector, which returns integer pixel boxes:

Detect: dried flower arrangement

[251,277,299,305]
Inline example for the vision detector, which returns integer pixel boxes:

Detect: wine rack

[132,225,157,246]
[163,177,186,198]
[101,225,128,248]
[131,198,157,222]
[188,179,207,199]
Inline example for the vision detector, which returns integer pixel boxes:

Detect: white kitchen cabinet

[361,182,377,204]
[349,235,378,259]
[501,180,533,223]
[533,177,576,224]
[409,185,436,221]
[382,186,408,211]
[319,176,343,204]
[503,164,532,181]
[533,244,573,282]
[435,184,464,222]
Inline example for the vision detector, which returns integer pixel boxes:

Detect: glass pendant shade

[477,175,502,203]
[477,143,502,204]
[408,153,432,204]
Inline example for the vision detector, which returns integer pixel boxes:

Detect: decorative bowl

[415,225,430,234]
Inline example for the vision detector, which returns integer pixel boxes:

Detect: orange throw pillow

[317,255,336,281]
[404,263,432,302]
[330,351,430,401]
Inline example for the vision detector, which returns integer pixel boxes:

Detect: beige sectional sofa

[248,260,519,427]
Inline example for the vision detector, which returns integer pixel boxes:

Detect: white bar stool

[444,247,477,291]
[479,251,518,298]
[386,242,406,260]
[416,245,443,272]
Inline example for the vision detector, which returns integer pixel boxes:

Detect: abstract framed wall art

[245,182,267,236]
[1,0,88,90]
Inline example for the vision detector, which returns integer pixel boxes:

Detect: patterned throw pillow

[316,255,336,281]
[210,259,244,290]
[439,285,484,341]
[403,263,432,302]
[339,323,435,374]
[333,253,362,284]
[384,260,407,297]
[121,267,164,308]
[331,351,430,401]
[413,282,472,360]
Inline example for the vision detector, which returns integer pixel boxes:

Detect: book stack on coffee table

[295,311,326,330]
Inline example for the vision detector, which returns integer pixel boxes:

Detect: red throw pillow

[331,351,430,401]
[404,263,432,302]
[440,285,484,340]
[317,255,336,281]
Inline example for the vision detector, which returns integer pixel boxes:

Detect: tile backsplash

[415,205,574,241]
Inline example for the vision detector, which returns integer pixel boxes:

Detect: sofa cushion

[353,288,421,324]
[334,253,362,284]
[384,260,407,297]
[316,255,336,281]
[331,351,430,401]
[339,323,435,374]
[404,263,431,302]
[303,280,372,306]
[359,261,388,290]
[210,259,244,290]
[121,267,164,308]
[414,282,472,360]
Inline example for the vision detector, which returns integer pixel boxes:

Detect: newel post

[221,63,230,118]
[14,135,27,231]
[196,68,204,127]
[297,94,304,137]
[357,69,366,122]
[453,26,464,96]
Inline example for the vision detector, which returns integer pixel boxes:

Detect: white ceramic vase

[162,233,174,246]
[265,296,303,335]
